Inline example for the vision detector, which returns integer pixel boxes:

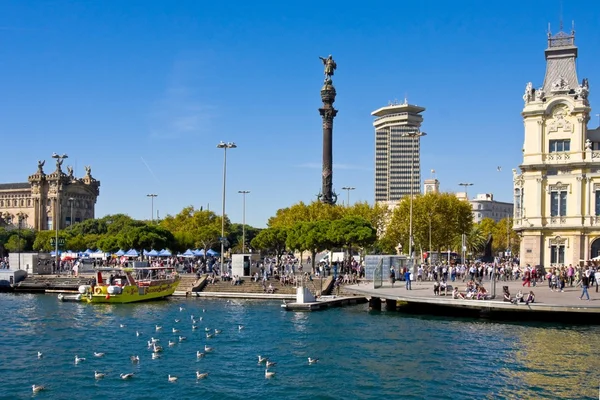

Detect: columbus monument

[318,55,338,205]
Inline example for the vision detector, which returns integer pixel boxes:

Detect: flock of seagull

[31,305,320,394]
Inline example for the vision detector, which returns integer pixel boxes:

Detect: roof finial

[559,0,563,31]
[571,20,575,34]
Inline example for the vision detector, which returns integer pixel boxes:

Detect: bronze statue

[56,158,64,169]
[319,55,337,82]
[37,160,45,173]
[67,165,74,177]
[85,165,92,176]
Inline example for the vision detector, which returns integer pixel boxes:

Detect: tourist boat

[59,266,180,304]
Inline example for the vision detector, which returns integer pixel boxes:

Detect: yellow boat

[75,266,180,304]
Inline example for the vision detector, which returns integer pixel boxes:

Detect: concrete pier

[346,279,600,323]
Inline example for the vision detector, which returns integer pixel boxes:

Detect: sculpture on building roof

[37,160,45,174]
[67,165,74,178]
[85,165,92,176]
[552,76,570,92]
[523,82,534,103]
[55,157,64,170]
[535,88,545,101]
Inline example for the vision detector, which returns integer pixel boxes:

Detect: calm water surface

[1,293,599,399]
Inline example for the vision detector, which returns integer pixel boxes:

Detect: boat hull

[82,279,180,304]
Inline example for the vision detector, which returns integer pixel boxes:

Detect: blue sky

[2,1,600,228]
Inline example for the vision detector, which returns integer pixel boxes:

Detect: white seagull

[308,357,319,364]
[191,319,197,324]
[155,325,162,331]
[265,368,275,379]
[168,374,178,383]
[266,360,277,368]
[75,355,85,364]
[119,324,125,328]
[174,319,180,323]
[172,328,179,333]
[192,325,198,330]
[130,355,140,363]
[32,384,45,393]
[179,307,184,312]
[94,371,105,379]
[153,344,163,353]
[37,351,43,358]
[196,371,209,380]
[204,327,210,332]
[136,331,141,337]
[202,309,206,313]
[497,166,502,172]
[152,353,160,360]
[238,325,244,330]
[214,329,221,335]
[151,337,160,343]
[179,336,187,342]
[168,340,176,347]
[206,333,213,339]
[94,352,105,357]
[258,355,267,364]
[120,373,134,380]
[204,345,213,353]
[196,351,205,358]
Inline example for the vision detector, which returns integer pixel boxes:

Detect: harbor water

[1,293,600,399]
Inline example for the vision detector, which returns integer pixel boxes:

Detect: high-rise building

[372,101,425,203]
[514,25,599,265]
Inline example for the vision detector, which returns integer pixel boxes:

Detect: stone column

[319,82,338,205]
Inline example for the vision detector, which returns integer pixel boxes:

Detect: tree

[227,223,261,254]
[160,207,227,255]
[384,192,473,257]
[251,227,288,263]
[268,201,343,228]
[329,216,376,255]
[286,221,333,273]
[493,217,520,256]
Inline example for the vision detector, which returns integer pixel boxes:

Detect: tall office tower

[372,101,425,203]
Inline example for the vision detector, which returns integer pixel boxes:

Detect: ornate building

[0,159,100,230]
[514,26,599,266]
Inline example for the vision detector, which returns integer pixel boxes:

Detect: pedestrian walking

[404,269,411,290]
[580,272,591,300]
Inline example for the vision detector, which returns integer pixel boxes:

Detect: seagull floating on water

[191,319,197,324]
[202,309,206,313]
[152,353,160,360]
[155,325,162,331]
[37,351,43,358]
[119,324,125,328]
[265,368,275,379]
[32,384,45,393]
[136,331,141,337]
[94,371,105,379]
[151,337,160,343]
[206,333,213,339]
[168,374,178,383]
[258,355,267,364]
[75,355,85,364]
[196,351,205,358]
[174,319,180,323]
[308,357,319,364]
[153,344,163,353]
[196,371,209,379]
[120,373,134,380]
[168,340,176,347]
[179,307,184,312]
[172,328,179,333]
[204,345,213,353]
[130,355,140,363]
[214,329,221,335]
[192,325,197,330]
[179,336,187,342]
[266,360,277,368]
[94,352,105,357]
[238,325,244,330]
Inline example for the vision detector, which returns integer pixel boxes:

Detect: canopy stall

[115,249,126,256]
[158,249,172,257]
[125,249,139,257]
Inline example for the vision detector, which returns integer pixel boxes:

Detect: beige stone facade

[0,160,100,230]
[514,28,600,267]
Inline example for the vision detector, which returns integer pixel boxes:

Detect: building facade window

[549,139,570,152]
[550,245,565,264]
[514,188,523,218]
[550,190,567,216]
[47,217,53,231]
[596,190,600,216]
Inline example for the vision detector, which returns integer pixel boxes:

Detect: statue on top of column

[37,160,45,174]
[319,55,337,83]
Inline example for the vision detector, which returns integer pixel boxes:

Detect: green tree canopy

[251,227,287,262]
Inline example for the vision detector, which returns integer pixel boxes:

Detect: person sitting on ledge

[440,280,448,296]
[433,281,440,296]
[476,286,488,300]
[266,283,275,294]
[525,291,535,305]
[514,290,524,304]
[452,287,465,299]
[503,286,511,302]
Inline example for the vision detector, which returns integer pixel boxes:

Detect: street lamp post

[458,182,474,200]
[147,194,158,224]
[68,198,74,228]
[341,186,355,206]
[52,152,68,274]
[238,190,250,254]
[217,141,237,275]
[17,212,26,270]
[401,130,427,274]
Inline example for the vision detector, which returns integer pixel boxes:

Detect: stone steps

[201,279,304,295]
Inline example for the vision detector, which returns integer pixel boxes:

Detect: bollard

[369,297,381,311]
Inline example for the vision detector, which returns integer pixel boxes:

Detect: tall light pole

[68,198,74,228]
[52,152,68,274]
[341,186,355,206]
[217,141,237,275]
[458,182,473,200]
[17,212,26,270]
[147,194,157,223]
[401,130,426,273]
[238,190,250,254]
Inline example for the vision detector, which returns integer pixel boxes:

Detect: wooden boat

[70,266,180,304]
